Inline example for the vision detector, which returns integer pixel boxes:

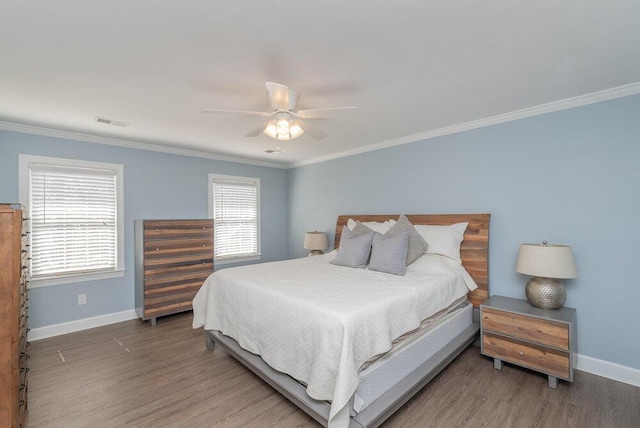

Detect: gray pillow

[331,226,374,268]
[386,215,428,265]
[368,231,410,276]
[351,221,374,237]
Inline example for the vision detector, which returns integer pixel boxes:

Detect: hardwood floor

[28,312,640,428]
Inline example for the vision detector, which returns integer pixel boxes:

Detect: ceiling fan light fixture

[277,118,290,133]
[289,122,304,139]
[263,122,278,139]
[263,118,304,141]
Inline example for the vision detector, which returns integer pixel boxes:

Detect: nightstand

[481,295,576,388]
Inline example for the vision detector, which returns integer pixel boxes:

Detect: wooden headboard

[335,214,490,307]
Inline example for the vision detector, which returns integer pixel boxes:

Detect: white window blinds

[29,163,119,278]
[212,176,260,260]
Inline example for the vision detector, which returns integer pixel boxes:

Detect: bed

[192,214,490,427]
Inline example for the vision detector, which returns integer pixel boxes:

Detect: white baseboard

[27,312,640,388]
[28,309,138,341]
[576,354,640,387]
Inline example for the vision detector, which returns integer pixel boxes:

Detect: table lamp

[304,231,329,257]
[516,241,577,309]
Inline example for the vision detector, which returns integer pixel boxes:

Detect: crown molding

[289,81,640,168]
[0,120,288,169]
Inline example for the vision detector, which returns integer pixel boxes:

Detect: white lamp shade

[289,122,304,139]
[304,232,329,251]
[516,243,577,279]
[263,122,278,139]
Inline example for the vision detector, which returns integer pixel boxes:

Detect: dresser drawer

[483,332,570,379]
[482,307,569,350]
[143,220,213,240]
[143,237,213,259]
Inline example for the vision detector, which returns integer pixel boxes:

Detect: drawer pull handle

[20,383,26,390]
[19,400,25,406]
[518,326,524,330]
[202,244,206,247]
[519,351,525,356]
[155,248,159,251]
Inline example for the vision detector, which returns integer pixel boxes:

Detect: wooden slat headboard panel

[335,214,490,307]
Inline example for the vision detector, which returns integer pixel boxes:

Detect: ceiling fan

[202,82,356,141]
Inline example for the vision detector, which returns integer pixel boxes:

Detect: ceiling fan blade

[245,124,266,137]
[299,120,327,141]
[287,88,299,111]
[295,106,357,119]
[202,109,271,116]
[265,82,299,111]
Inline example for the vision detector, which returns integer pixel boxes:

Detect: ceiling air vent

[95,116,130,127]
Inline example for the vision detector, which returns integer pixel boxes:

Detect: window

[209,174,261,264]
[19,155,125,287]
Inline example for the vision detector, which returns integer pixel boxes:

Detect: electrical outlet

[78,294,87,305]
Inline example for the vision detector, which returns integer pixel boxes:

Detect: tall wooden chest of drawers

[135,219,213,325]
[0,204,30,427]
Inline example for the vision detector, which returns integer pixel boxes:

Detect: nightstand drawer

[482,307,569,350]
[483,332,570,379]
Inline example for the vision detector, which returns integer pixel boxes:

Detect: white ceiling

[1,1,640,167]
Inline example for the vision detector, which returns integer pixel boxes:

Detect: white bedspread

[192,252,475,428]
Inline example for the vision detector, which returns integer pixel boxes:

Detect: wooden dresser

[481,295,576,388]
[0,204,30,427]
[135,219,213,325]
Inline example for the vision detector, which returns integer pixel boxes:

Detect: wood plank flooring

[28,312,640,428]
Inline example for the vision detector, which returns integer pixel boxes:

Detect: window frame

[208,173,261,265]
[18,154,125,287]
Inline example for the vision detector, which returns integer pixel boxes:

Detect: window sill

[215,255,262,266]
[29,269,126,288]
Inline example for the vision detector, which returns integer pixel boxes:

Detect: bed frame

[205,214,490,427]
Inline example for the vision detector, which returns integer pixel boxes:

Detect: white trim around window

[208,173,261,265]
[19,154,125,287]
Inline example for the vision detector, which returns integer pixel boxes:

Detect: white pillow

[347,218,392,234]
[414,222,468,262]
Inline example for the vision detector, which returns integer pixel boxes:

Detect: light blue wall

[0,130,289,328]
[2,93,639,371]
[287,94,640,370]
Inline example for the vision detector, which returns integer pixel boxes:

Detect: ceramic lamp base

[525,276,566,309]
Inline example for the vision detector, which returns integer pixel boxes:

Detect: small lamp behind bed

[304,231,329,257]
